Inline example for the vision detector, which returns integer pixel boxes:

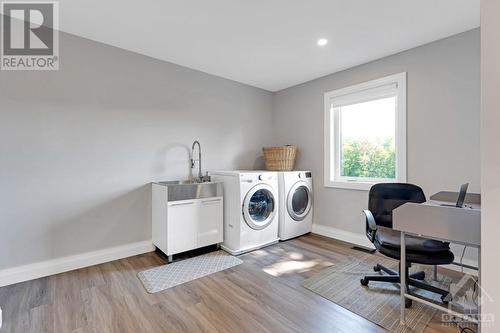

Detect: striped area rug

[303,255,455,333]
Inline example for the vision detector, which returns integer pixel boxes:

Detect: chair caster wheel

[405,299,413,308]
[373,265,381,272]
[441,294,451,304]
[360,278,369,286]
[411,271,426,280]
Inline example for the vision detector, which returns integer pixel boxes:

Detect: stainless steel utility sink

[154,180,222,202]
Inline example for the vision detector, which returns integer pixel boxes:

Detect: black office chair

[360,183,454,308]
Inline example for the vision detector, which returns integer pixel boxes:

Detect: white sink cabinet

[152,182,223,261]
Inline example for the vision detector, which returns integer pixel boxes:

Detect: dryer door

[287,181,312,221]
[243,184,277,230]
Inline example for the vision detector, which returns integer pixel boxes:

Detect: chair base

[360,264,451,308]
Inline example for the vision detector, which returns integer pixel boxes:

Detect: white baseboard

[312,224,375,250]
[311,224,478,275]
[0,240,154,287]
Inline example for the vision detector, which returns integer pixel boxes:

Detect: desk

[393,191,481,328]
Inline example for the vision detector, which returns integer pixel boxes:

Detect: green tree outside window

[341,137,395,179]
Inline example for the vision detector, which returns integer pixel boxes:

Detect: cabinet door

[167,200,198,255]
[197,197,223,248]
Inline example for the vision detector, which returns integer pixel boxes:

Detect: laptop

[440,183,469,208]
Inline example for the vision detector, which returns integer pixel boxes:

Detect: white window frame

[324,72,407,191]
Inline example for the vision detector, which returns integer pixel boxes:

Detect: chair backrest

[368,183,426,228]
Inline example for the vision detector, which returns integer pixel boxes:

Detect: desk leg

[478,245,481,333]
[400,231,406,325]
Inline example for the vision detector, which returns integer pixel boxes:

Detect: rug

[138,251,243,293]
[303,254,457,333]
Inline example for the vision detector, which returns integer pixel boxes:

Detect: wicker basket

[262,145,298,171]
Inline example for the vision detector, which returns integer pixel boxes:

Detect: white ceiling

[58,0,479,92]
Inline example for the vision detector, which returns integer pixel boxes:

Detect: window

[324,73,407,190]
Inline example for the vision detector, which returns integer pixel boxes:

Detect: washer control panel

[240,172,277,183]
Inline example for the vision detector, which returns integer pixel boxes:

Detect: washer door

[287,181,312,221]
[243,184,277,230]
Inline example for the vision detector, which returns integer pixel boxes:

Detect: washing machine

[278,171,313,240]
[210,171,279,255]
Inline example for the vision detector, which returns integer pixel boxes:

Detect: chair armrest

[363,209,378,243]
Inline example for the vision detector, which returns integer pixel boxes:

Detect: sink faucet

[191,140,203,181]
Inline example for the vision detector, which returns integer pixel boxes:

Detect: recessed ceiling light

[317,38,328,46]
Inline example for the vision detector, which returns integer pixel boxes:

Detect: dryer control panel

[297,171,312,179]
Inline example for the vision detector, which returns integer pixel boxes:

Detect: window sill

[324,181,382,191]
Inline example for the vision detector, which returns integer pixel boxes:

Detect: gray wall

[272,29,480,258]
[480,1,500,329]
[0,32,273,270]
[0,28,480,272]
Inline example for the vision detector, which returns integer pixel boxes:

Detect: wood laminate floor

[0,234,462,333]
